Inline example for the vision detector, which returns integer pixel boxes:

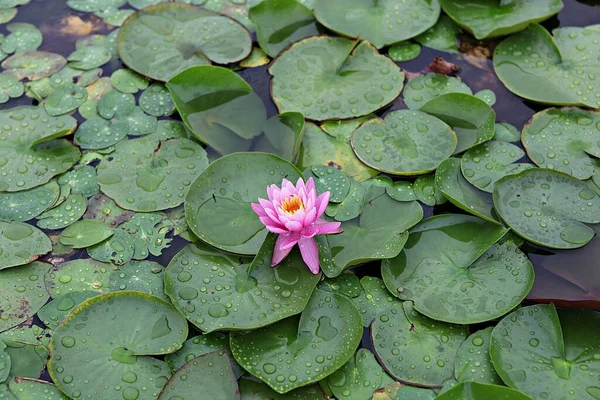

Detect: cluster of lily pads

[0,0,599,399]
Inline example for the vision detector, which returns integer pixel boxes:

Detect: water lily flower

[251,177,342,274]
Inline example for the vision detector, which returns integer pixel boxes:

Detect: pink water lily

[251,177,342,274]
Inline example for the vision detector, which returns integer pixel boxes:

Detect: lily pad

[97,136,208,212]
[388,42,422,62]
[37,290,98,329]
[386,181,417,202]
[435,382,533,400]
[67,0,126,12]
[327,348,383,400]
[490,304,600,400]
[493,168,600,249]
[0,326,49,382]
[83,193,133,228]
[403,74,472,110]
[461,141,533,193]
[164,235,320,333]
[522,108,600,180]
[239,47,270,68]
[74,118,129,150]
[230,289,363,393]
[415,15,462,53]
[118,3,252,82]
[2,23,41,54]
[0,261,49,332]
[44,259,116,298]
[5,377,68,400]
[0,74,23,104]
[440,0,563,39]
[0,8,16,24]
[44,83,88,116]
[0,222,51,270]
[318,271,361,298]
[313,0,440,49]
[97,91,135,119]
[414,173,447,206]
[2,51,66,81]
[307,166,350,203]
[420,93,495,154]
[95,7,136,27]
[108,260,166,299]
[121,107,157,136]
[68,44,112,71]
[59,220,114,248]
[48,291,188,400]
[371,301,467,387]
[0,181,60,222]
[49,65,102,89]
[87,229,135,265]
[36,193,87,230]
[249,0,318,57]
[119,212,173,259]
[269,37,404,121]
[350,276,400,327]
[351,110,456,175]
[0,106,79,192]
[382,214,528,324]
[494,122,521,143]
[455,327,503,385]
[493,24,600,108]
[475,89,496,106]
[253,112,305,162]
[239,377,328,399]
[0,341,10,383]
[185,152,301,254]
[139,83,175,117]
[110,68,148,94]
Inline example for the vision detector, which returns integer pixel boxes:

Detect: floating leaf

[440,0,563,39]
[110,68,148,94]
[121,107,157,136]
[139,83,174,117]
[48,291,188,400]
[44,259,116,298]
[494,122,521,143]
[239,47,270,68]
[239,377,328,399]
[0,8,16,24]
[36,193,87,230]
[386,181,417,202]
[2,51,67,81]
[307,166,351,203]
[0,181,60,222]
[350,276,400,327]
[119,212,172,259]
[493,168,600,249]
[0,74,23,104]
[403,74,472,110]
[87,229,135,265]
[230,289,362,393]
[388,42,421,62]
[74,118,128,150]
[435,382,532,400]
[68,44,112,71]
[164,235,320,333]
[37,290,98,329]
[327,349,383,400]
[2,23,42,54]
[414,172,446,206]
[0,324,49,380]
[455,327,503,385]
[118,3,252,82]
[0,222,51,270]
[313,0,440,49]
[474,89,496,106]
[97,91,135,119]
[415,15,462,53]
[269,37,404,121]
[44,83,88,116]
[59,220,114,248]
[253,112,305,162]
[83,193,133,228]
[67,0,126,12]
[95,7,135,26]
[318,271,361,298]
[494,24,600,108]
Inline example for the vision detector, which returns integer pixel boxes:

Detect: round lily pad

[158,351,239,400]
[440,0,563,39]
[490,304,600,400]
[108,260,166,299]
[97,136,208,212]
[59,220,114,248]
[230,289,363,394]
[239,377,327,399]
[5,377,68,400]
[110,68,148,94]
[435,382,532,400]
[139,83,174,117]
[37,290,98,329]
[386,181,417,202]
[371,301,467,387]
[420,93,495,154]
[97,91,135,119]
[493,168,600,249]
[382,214,527,324]
[0,323,50,380]
[388,42,422,62]
[118,3,252,82]
[313,0,440,49]
[120,107,157,136]
[0,261,49,333]
[0,74,23,104]
[58,166,98,198]
[494,24,600,108]
[494,122,521,143]
[455,327,503,385]
[239,47,270,68]
[403,74,472,110]
[308,166,351,203]
[461,140,533,193]
[414,172,447,206]
[2,51,66,81]
[36,193,87,230]
[318,271,361,298]
[68,40,112,71]
[0,106,79,192]
[474,89,496,106]
[0,8,17,25]
[415,15,462,53]
[67,0,126,12]
[44,83,88,116]
[45,259,116,298]
[87,229,135,265]
[0,222,51,270]
[185,152,302,254]
[522,107,600,180]
[95,7,135,27]
[351,110,456,175]
[118,212,173,259]
[269,36,404,121]
[350,276,400,328]
[48,291,188,400]
[0,180,60,222]
[74,117,129,150]
[327,348,383,400]
[164,235,320,333]
[83,193,133,228]
[2,23,42,54]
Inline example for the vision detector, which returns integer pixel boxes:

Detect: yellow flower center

[281,195,304,215]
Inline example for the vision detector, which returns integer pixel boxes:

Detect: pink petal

[261,218,289,234]
[258,198,276,213]
[314,192,330,218]
[303,207,317,226]
[267,185,279,201]
[298,237,320,274]
[285,220,303,232]
[313,219,343,235]
[280,232,301,250]
[272,234,294,266]
[251,202,266,217]
[300,225,320,238]
[305,177,315,194]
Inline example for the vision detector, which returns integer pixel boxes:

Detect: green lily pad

[415,15,462,53]
[45,259,116,298]
[269,37,404,121]
[435,158,497,222]
[37,290,99,329]
[185,152,301,254]
[386,181,417,202]
[239,46,270,68]
[440,0,563,39]
[5,377,68,400]
[327,348,383,400]
[382,214,527,324]
[97,136,208,212]
[307,166,350,203]
[36,193,87,230]
[239,377,328,399]
[0,74,23,104]
[119,212,172,259]
[0,261,49,332]
[68,40,112,70]
[2,51,67,81]
[414,172,446,206]
[78,77,113,120]
[403,74,472,110]
[350,276,400,327]
[59,220,114,248]
[461,141,533,193]
[86,228,134,265]
[49,65,102,89]
[435,382,533,400]
[95,7,135,27]
[313,0,440,49]
[0,8,16,24]
[455,327,503,385]
[151,120,188,141]
[110,68,148,94]
[0,106,79,192]
[25,78,52,101]
[326,194,422,277]
[108,260,166,299]
[351,110,456,175]
[230,289,362,393]
[167,65,266,155]
[298,123,378,182]
[83,193,134,228]
[522,108,600,180]
[493,168,600,249]
[0,181,60,222]
[0,341,10,383]
[164,235,320,333]
[249,0,318,57]
[388,42,422,62]
[44,83,88,116]
[121,107,157,136]
[493,24,600,108]
[494,122,521,143]
[371,301,467,387]
[2,23,41,54]
[67,0,126,12]
[318,271,361,298]
[97,91,135,119]
[253,112,305,162]
[420,93,495,154]
[474,89,496,106]
[0,222,51,270]
[490,304,600,400]
[118,3,252,82]
[74,118,128,150]
[48,291,188,400]
[139,83,175,117]
[158,350,239,400]
[0,324,49,381]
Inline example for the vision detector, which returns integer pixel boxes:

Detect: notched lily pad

[455,327,503,385]
[327,348,383,400]
[0,222,51,270]
[36,193,87,230]
[139,83,175,117]
[0,181,60,222]
[59,219,114,248]
[403,74,472,111]
[0,74,23,104]
[2,51,66,81]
